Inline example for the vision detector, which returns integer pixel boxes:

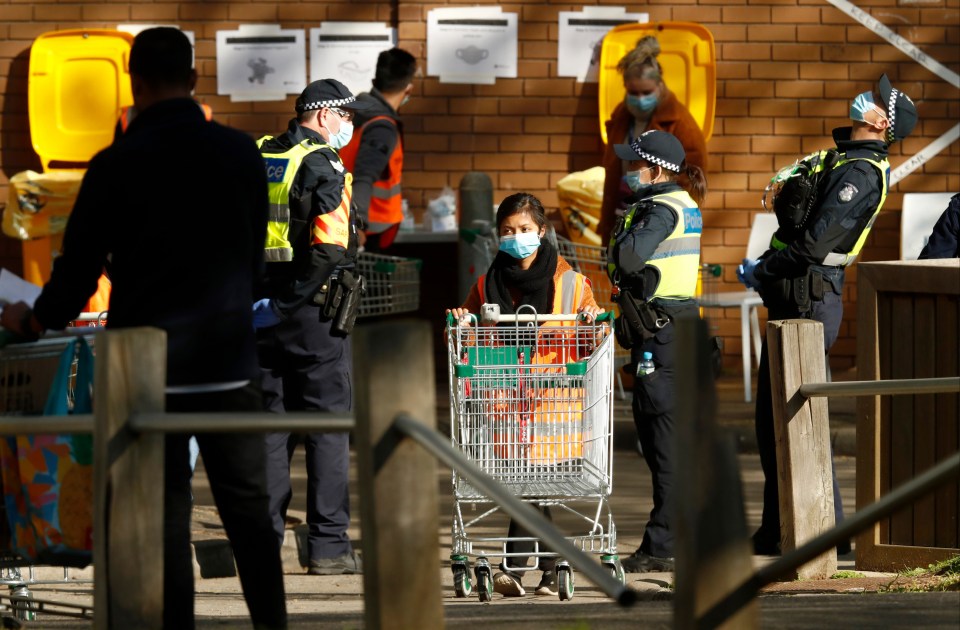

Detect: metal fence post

[353,320,442,630]
[674,319,758,629]
[93,327,167,629]
[767,319,837,579]
[457,171,494,305]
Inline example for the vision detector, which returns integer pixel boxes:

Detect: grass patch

[882,554,960,593]
[831,570,865,579]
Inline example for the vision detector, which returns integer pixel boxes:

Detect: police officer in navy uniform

[739,74,918,555]
[607,130,708,573]
[253,79,369,575]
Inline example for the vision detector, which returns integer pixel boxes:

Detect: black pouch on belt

[613,288,669,348]
[792,274,811,313]
[809,272,826,301]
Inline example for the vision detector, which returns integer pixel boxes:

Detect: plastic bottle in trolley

[637,351,655,377]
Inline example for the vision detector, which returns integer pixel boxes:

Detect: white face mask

[327,117,354,150]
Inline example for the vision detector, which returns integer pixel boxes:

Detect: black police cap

[295,79,371,114]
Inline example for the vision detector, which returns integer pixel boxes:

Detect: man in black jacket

[1,28,287,629]
[253,79,367,575]
[738,74,917,556]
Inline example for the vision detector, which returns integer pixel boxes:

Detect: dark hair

[130,27,193,87]
[679,164,708,206]
[372,48,417,93]
[495,193,548,231]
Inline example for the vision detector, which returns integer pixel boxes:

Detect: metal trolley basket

[446,305,621,602]
[0,331,98,623]
[555,236,721,393]
[356,251,421,319]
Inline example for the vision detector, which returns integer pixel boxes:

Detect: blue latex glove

[737,258,761,290]
[252,299,282,329]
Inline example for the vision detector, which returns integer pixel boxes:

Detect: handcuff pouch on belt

[763,271,830,314]
[315,269,366,336]
[612,287,670,349]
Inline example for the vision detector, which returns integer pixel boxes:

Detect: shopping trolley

[555,236,721,391]
[356,251,421,318]
[446,305,621,602]
[0,330,98,622]
[554,237,629,397]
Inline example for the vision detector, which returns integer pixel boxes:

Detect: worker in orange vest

[338,48,417,252]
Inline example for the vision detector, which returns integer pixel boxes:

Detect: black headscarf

[484,238,558,315]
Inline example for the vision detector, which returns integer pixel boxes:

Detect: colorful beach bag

[0,337,94,566]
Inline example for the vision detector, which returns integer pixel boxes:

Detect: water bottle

[637,351,655,377]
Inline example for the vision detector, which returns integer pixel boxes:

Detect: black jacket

[33,98,268,386]
[350,89,402,227]
[256,119,355,315]
[918,193,960,259]
[755,127,888,288]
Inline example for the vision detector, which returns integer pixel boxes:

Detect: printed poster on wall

[427,7,517,84]
[309,22,396,96]
[557,7,648,82]
[216,24,306,101]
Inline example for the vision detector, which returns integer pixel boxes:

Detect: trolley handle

[445,307,613,326]
[445,312,479,327]
[480,304,613,324]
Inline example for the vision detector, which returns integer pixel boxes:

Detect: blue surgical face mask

[499,232,542,259]
[850,91,885,124]
[624,166,656,193]
[627,93,658,113]
[327,119,354,150]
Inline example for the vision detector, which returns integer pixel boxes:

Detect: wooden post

[93,328,167,630]
[767,319,837,579]
[674,319,758,629]
[353,320,442,630]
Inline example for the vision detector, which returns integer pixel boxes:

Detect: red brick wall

[1,0,957,370]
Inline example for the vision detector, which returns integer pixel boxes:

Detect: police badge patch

[838,182,859,203]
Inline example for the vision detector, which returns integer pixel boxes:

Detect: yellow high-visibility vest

[257,137,353,261]
[610,189,702,300]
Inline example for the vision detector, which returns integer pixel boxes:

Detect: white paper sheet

[309,22,396,96]
[0,269,41,307]
[427,7,517,84]
[557,7,648,83]
[216,25,306,101]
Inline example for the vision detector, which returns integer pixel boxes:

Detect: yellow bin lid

[598,22,716,144]
[29,29,134,171]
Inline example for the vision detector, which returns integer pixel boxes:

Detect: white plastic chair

[699,213,779,403]
[900,193,957,260]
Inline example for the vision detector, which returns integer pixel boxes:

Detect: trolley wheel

[557,564,575,601]
[10,585,36,621]
[602,554,626,585]
[475,564,493,603]
[453,565,473,598]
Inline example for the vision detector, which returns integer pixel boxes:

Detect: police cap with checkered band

[613,130,686,173]
[878,74,917,144]
[295,79,372,114]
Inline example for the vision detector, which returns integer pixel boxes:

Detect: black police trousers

[257,304,354,562]
[754,289,846,548]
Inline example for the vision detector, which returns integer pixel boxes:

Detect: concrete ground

[7,373,958,628]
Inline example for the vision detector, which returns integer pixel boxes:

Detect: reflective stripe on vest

[312,170,353,248]
[338,115,404,232]
[770,151,890,267]
[477,269,585,317]
[611,190,702,299]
